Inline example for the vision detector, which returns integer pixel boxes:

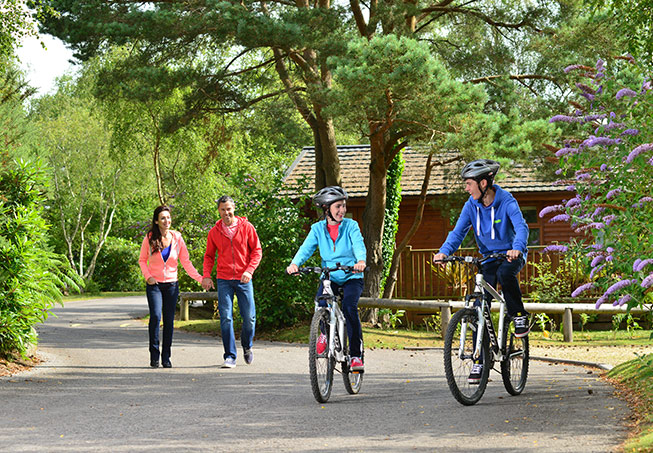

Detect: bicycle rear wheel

[443,308,490,406]
[342,332,363,395]
[309,308,335,403]
[500,317,529,395]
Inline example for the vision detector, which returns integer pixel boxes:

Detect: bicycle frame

[463,273,507,363]
[318,278,348,363]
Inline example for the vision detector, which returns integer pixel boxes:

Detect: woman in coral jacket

[139,205,203,369]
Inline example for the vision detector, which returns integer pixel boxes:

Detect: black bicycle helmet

[313,186,348,210]
[461,159,500,181]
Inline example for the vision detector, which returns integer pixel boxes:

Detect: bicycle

[434,253,530,406]
[291,264,364,403]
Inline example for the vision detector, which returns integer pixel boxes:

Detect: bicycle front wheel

[342,332,363,395]
[443,308,490,406]
[500,317,529,395]
[309,308,335,403]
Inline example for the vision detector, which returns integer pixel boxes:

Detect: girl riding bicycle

[286,186,367,371]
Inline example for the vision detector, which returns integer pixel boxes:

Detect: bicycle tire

[443,308,490,406]
[309,308,335,403]
[342,330,363,395]
[500,316,529,395]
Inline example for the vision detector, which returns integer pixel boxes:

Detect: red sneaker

[316,333,327,355]
[350,357,364,371]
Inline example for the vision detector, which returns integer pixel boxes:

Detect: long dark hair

[148,205,170,253]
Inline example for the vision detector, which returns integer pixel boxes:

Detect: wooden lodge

[283,145,581,301]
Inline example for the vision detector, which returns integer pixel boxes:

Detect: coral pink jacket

[139,230,203,284]
[203,217,262,280]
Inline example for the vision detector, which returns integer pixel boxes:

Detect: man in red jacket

[202,196,262,368]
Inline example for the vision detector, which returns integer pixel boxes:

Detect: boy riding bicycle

[433,159,530,384]
[286,186,367,371]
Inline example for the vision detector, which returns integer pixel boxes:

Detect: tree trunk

[314,114,341,188]
[362,132,388,299]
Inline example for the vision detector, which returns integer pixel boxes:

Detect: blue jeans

[216,279,256,360]
[316,278,364,358]
[481,256,527,317]
[146,281,179,363]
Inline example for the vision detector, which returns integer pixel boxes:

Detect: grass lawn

[607,354,653,453]
[63,291,144,301]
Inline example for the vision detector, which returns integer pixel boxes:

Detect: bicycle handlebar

[288,263,359,276]
[433,253,509,270]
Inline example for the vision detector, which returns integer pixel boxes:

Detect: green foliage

[0,157,81,357]
[90,236,142,292]
[543,58,653,309]
[380,152,403,290]
[378,308,405,329]
[529,260,571,304]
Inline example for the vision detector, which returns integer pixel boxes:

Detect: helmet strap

[325,204,342,224]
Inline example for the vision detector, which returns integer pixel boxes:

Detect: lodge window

[521,206,540,246]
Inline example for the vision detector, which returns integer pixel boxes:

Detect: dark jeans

[480,256,527,318]
[216,279,256,361]
[316,278,364,358]
[146,281,179,363]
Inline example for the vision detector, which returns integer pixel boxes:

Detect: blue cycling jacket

[291,218,367,285]
[438,184,529,259]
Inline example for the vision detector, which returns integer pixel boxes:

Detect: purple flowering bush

[543,57,653,309]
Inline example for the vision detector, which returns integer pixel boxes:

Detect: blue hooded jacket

[438,185,529,259]
[291,217,367,285]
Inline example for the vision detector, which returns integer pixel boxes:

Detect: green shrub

[235,173,318,330]
[0,157,81,356]
[91,236,143,292]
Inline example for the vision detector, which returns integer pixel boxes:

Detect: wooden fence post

[440,306,451,337]
[405,246,414,300]
[563,307,573,342]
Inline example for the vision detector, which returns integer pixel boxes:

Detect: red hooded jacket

[202,216,262,280]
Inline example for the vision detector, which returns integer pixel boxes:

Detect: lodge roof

[283,145,564,197]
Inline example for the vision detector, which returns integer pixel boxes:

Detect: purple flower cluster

[591,255,606,267]
[592,207,605,218]
[564,64,586,73]
[616,294,632,306]
[549,115,582,124]
[633,259,653,272]
[606,188,622,200]
[584,114,607,122]
[621,129,640,136]
[604,279,635,296]
[641,274,653,289]
[625,143,653,163]
[556,147,578,157]
[549,214,571,223]
[575,173,591,181]
[615,88,637,100]
[602,122,626,131]
[602,214,616,226]
[538,205,562,218]
[581,136,621,148]
[571,282,595,297]
[542,244,568,253]
[565,197,581,208]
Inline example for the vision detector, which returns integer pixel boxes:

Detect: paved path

[0,297,630,452]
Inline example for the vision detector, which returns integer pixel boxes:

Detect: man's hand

[353,260,366,273]
[240,271,252,284]
[286,263,298,275]
[201,277,214,291]
[432,253,447,266]
[506,249,522,262]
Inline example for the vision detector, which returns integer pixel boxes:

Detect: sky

[15,33,76,96]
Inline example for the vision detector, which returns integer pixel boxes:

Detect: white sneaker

[221,357,236,368]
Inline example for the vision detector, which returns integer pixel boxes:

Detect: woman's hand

[146,277,157,285]
[286,263,298,275]
[353,260,366,273]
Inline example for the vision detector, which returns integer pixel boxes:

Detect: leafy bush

[543,58,653,309]
[90,236,143,292]
[0,157,81,356]
[235,172,318,331]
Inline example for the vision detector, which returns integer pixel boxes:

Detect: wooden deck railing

[393,246,587,300]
